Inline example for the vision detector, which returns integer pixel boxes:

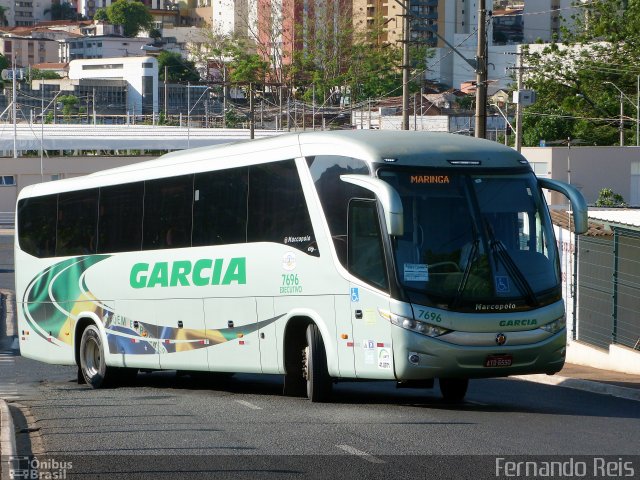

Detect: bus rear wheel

[439,378,469,403]
[303,324,332,402]
[79,324,112,388]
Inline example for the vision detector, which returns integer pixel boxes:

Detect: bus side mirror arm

[538,178,588,234]
[340,175,404,236]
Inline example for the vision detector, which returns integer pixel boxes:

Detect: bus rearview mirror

[340,174,404,236]
[538,178,588,235]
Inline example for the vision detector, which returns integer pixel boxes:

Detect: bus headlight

[540,316,566,334]
[379,310,450,338]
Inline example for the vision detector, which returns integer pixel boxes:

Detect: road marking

[234,400,262,410]
[336,444,385,464]
[465,400,489,407]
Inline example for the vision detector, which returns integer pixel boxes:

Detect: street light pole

[604,80,639,147]
[402,0,410,131]
[619,90,624,146]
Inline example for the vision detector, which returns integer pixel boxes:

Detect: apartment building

[523,0,577,44]
[0,31,59,66]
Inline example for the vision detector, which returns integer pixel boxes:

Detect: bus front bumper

[392,327,567,380]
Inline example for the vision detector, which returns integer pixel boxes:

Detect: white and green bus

[15,131,588,402]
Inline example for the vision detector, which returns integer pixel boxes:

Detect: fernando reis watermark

[496,457,635,477]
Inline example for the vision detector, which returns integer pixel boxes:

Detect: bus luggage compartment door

[204,297,261,374]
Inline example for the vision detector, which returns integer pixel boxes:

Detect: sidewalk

[513,362,640,402]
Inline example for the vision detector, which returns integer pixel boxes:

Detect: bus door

[256,297,279,374]
[157,299,208,371]
[203,298,261,374]
[347,200,394,379]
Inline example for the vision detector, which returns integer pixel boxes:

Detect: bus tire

[79,324,112,388]
[439,378,469,403]
[304,324,332,402]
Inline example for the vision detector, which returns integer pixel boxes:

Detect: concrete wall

[522,146,638,207]
[0,156,155,213]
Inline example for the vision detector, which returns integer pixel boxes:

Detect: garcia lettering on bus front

[130,257,246,288]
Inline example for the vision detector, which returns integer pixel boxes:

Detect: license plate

[484,354,513,367]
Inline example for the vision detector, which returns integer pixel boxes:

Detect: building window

[0,176,15,186]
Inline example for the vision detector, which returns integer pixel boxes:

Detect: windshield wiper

[486,222,539,307]
[451,227,480,308]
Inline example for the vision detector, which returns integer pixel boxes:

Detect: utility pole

[515,53,524,152]
[402,0,410,131]
[475,0,487,139]
[12,52,17,158]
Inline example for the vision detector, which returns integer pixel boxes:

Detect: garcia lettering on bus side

[130,257,246,288]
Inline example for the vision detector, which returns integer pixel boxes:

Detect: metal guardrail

[0,212,13,226]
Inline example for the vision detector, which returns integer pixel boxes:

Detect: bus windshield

[378,169,560,311]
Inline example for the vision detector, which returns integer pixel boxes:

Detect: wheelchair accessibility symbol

[351,288,360,302]
[495,276,510,293]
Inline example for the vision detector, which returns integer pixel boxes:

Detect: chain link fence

[577,228,640,351]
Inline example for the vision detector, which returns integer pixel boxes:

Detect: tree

[27,68,61,81]
[45,2,79,21]
[596,188,627,207]
[0,53,8,73]
[104,0,152,38]
[523,1,640,146]
[157,51,200,83]
[58,95,79,120]
[193,1,431,116]
[93,8,109,21]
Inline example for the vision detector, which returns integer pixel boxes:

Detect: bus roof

[18,131,530,200]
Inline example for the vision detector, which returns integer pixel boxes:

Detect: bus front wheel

[303,324,332,402]
[439,378,469,403]
[79,324,112,388]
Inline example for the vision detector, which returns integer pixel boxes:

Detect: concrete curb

[1,398,17,479]
[513,374,640,402]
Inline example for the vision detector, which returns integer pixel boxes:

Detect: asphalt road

[0,233,14,291]
[2,354,639,479]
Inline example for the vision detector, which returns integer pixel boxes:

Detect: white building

[425,0,587,89]
[76,0,181,22]
[426,32,518,90]
[426,1,517,89]
[522,0,580,44]
[68,56,159,115]
[58,35,151,62]
[211,0,256,39]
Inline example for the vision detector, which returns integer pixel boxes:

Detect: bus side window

[142,175,194,250]
[247,160,318,256]
[97,182,144,253]
[307,155,372,265]
[193,167,248,247]
[56,189,99,257]
[17,195,57,258]
[348,200,388,291]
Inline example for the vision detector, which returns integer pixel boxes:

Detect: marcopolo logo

[130,257,246,289]
[475,303,517,312]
